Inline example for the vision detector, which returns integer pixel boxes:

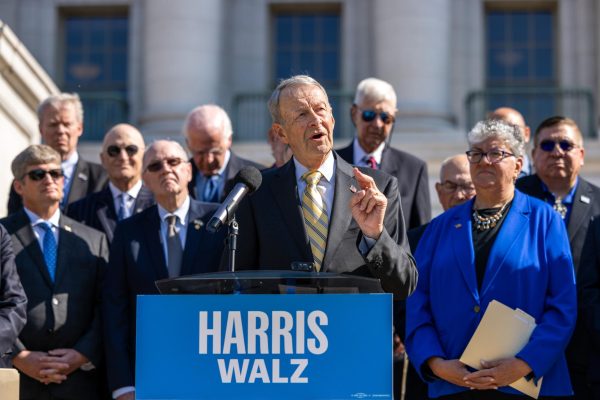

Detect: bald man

[435,154,476,211]
[183,104,263,202]
[489,107,533,176]
[67,124,154,242]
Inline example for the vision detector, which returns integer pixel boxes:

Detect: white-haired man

[183,104,263,202]
[336,77,431,230]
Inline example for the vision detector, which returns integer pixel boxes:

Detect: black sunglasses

[106,145,139,157]
[539,139,576,153]
[23,168,63,181]
[359,109,395,125]
[146,157,185,173]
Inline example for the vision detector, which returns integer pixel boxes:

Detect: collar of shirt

[352,137,385,166]
[157,195,191,251]
[108,180,143,202]
[61,152,79,180]
[541,176,579,205]
[23,207,61,244]
[293,151,336,218]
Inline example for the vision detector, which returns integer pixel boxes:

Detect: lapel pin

[64,225,72,232]
[454,223,462,229]
[78,173,88,181]
[581,195,590,204]
[193,219,203,230]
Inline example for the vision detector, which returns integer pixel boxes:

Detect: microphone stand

[226,214,239,272]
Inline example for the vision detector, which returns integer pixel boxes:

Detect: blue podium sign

[136,294,392,399]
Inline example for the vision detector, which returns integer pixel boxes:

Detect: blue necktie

[117,193,128,220]
[203,175,220,203]
[39,222,57,281]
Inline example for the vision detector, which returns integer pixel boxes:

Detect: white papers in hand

[459,300,542,399]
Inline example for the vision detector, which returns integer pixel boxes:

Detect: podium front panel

[136,294,392,399]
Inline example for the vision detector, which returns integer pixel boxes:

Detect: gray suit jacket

[235,153,417,298]
[0,210,108,400]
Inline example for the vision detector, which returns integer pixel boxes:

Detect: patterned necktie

[553,196,567,219]
[363,156,378,170]
[166,215,183,277]
[203,175,220,203]
[39,222,57,281]
[117,193,127,220]
[301,171,329,272]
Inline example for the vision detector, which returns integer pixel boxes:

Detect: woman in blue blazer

[405,119,577,399]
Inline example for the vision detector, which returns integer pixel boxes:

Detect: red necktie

[365,156,378,170]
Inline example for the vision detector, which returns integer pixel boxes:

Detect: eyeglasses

[539,139,577,153]
[357,108,395,125]
[145,157,186,172]
[440,181,476,194]
[466,149,515,164]
[22,168,63,181]
[106,145,139,157]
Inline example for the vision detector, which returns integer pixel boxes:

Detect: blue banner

[136,294,392,399]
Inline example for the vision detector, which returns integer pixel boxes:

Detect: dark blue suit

[67,185,155,243]
[406,190,577,398]
[102,199,226,392]
[0,223,27,367]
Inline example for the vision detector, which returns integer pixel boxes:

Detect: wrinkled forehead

[104,129,144,149]
[280,84,329,108]
[143,143,187,166]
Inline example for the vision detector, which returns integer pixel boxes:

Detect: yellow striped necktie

[301,170,329,272]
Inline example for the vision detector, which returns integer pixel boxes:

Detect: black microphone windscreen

[233,166,262,193]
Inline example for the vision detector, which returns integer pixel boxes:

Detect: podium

[136,271,392,400]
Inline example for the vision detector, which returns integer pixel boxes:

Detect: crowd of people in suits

[0,74,597,400]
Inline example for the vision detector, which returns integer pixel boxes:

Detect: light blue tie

[117,193,127,220]
[39,222,57,281]
[203,175,220,203]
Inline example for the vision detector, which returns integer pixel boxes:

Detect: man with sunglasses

[67,124,155,242]
[1,144,108,399]
[336,77,431,230]
[7,93,108,215]
[183,104,263,203]
[103,140,226,400]
[516,115,600,399]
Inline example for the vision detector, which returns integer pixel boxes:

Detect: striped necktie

[301,170,328,272]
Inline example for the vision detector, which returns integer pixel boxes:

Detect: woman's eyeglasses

[466,150,515,164]
[106,145,139,157]
[145,157,185,172]
[22,168,64,181]
[538,140,576,153]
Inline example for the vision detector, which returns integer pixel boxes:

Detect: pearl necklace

[472,203,509,231]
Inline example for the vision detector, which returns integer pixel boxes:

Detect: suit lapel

[322,156,355,270]
[134,186,155,214]
[480,192,529,299]
[450,201,479,302]
[567,180,593,243]
[96,187,118,242]
[380,147,399,176]
[12,210,53,287]
[55,215,78,288]
[143,207,169,280]
[271,161,312,260]
[181,201,209,275]
[67,160,90,204]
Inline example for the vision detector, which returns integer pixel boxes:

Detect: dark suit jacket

[0,210,108,400]
[103,200,226,392]
[7,158,109,215]
[579,217,600,384]
[336,142,431,230]
[188,151,264,202]
[516,174,600,377]
[235,153,417,298]
[67,185,155,243]
[0,223,27,367]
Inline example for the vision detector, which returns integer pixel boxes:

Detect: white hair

[353,77,397,107]
[468,119,524,157]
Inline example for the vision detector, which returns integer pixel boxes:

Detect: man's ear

[13,179,24,196]
[350,104,358,128]
[272,124,289,145]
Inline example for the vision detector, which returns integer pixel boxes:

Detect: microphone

[207,166,262,233]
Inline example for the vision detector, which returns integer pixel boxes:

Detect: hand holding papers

[460,300,542,399]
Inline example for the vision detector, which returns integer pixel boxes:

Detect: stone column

[373,0,452,132]
[139,0,223,139]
